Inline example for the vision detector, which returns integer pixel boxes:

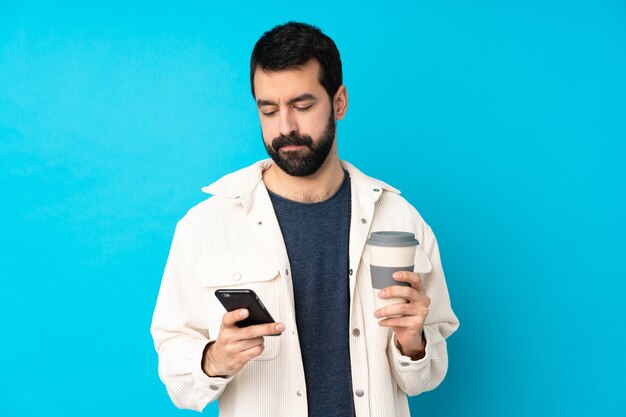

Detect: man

[151,21,459,417]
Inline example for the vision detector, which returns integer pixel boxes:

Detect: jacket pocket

[196,251,282,361]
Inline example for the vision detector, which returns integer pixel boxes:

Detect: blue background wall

[1,1,624,416]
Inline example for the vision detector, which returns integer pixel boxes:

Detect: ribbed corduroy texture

[150,159,459,417]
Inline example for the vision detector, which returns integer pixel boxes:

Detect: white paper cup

[366,231,418,314]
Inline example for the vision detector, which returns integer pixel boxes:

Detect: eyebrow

[256,93,317,107]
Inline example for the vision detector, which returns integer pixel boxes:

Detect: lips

[272,132,313,152]
[280,145,306,151]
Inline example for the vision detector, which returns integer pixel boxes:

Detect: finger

[375,299,430,319]
[241,343,266,361]
[393,271,425,292]
[223,337,265,355]
[374,301,414,319]
[233,322,285,341]
[379,285,417,301]
[377,314,425,329]
[222,309,250,327]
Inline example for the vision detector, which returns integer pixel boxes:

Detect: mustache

[271,132,313,151]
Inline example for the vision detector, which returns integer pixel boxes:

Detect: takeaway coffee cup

[366,231,419,313]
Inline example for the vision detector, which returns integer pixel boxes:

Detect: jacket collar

[201,158,400,199]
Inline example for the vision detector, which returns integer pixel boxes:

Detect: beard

[263,110,336,177]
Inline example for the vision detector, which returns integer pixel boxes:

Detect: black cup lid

[366,231,419,247]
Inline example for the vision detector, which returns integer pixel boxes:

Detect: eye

[261,109,278,117]
[295,104,313,112]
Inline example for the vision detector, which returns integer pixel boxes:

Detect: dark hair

[250,21,343,100]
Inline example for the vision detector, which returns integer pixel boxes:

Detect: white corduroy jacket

[151,159,459,416]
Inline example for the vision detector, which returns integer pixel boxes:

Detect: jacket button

[349,269,353,276]
[296,390,302,397]
[400,362,410,367]
[285,269,289,275]
[352,328,360,337]
[210,385,219,391]
[361,218,367,224]
[355,389,364,397]
[373,188,380,192]
[232,272,242,281]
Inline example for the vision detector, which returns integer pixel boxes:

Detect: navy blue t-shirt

[268,171,355,417]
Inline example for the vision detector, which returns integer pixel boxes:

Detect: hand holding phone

[201,289,285,378]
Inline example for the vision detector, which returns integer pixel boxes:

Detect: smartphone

[214,289,278,335]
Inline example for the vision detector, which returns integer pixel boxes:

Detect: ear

[333,85,348,120]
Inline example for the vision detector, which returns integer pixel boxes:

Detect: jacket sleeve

[150,218,232,412]
[386,223,459,396]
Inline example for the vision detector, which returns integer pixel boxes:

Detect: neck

[263,146,344,203]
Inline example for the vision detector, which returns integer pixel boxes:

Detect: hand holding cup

[367,231,430,359]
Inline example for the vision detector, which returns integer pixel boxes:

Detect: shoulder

[176,159,270,228]
[377,192,430,230]
[180,195,220,222]
[352,166,433,241]
[177,194,239,233]
[349,164,426,225]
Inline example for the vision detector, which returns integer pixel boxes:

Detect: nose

[278,110,297,136]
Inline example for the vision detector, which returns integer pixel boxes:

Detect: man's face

[254,59,336,177]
